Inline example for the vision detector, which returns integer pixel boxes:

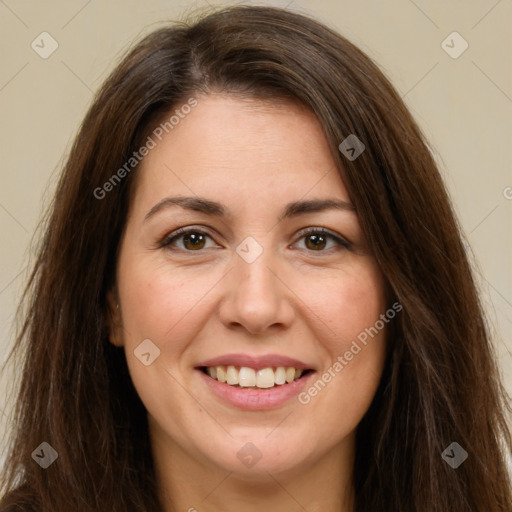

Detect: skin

[108,93,388,512]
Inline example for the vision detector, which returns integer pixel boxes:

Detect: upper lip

[197,353,314,370]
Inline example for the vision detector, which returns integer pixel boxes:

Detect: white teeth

[216,366,227,383]
[226,365,238,385]
[206,365,307,388]
[239,367,256,387]
[256,368,275,388]
[274,367,287,385]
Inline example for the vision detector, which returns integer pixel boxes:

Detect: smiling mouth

[200,365,313,389]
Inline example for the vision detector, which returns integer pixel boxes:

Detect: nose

[218,248,296,335]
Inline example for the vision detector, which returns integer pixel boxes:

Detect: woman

[0,5,510,512]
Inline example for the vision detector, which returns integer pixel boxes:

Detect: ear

[106,289,124,347]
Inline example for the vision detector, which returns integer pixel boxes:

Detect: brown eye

[294,228,350,252]
[305,233,327,250]
[182,232,207,250]
[160,228,217,251]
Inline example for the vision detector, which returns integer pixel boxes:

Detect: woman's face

[110,94,388,480]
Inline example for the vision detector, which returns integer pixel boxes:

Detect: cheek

[115,255,215,420]
[328,261,387,372]
[295,260,388,421]
[117,253,221,348]
[302,258,387,346]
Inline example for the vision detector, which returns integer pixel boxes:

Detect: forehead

[131,93,350,214]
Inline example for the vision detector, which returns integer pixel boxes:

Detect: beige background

[0,0,511,470]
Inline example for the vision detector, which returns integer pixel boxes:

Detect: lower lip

[197,369,314,410]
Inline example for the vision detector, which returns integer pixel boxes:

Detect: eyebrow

[143,196,355,223]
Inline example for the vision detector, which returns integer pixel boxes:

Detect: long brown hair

[1,5,510,511]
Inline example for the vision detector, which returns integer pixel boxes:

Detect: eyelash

[158,226,351,253]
